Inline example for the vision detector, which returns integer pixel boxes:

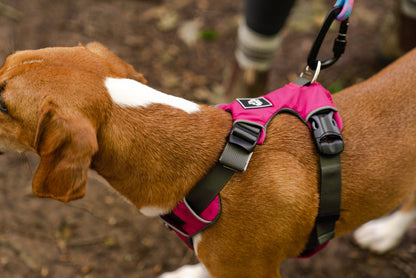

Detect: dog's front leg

[160,263,210,278]
[160,234,211,278]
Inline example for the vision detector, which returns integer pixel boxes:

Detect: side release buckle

[309,111,344,156]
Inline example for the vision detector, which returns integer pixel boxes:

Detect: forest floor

[0,0,414,277]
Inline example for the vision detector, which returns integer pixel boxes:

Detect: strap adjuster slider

[228,122,262,153]
[218,122,262,172]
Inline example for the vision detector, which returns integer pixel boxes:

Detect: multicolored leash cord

[334,0,354,22]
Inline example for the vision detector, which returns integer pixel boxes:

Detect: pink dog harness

[161,80,344,257]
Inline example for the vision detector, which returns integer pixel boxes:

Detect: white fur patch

[104,77,200,114]
[140,206,169,217]
[354,210,416,253]
[192,233,202,257]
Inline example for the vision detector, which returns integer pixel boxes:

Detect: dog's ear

[32,101,98,203]
[85,42,148,84]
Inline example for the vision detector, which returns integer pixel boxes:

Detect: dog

[0,42,414,278]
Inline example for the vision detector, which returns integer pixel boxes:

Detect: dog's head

[0,42,146,202]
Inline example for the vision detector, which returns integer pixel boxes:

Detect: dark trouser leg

[244,0,295,36]
[225,0,296,100]
[400,0,416,52]
[237,0,296,71]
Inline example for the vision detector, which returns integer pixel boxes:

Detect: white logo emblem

[248,98,263,106]
[237,97,272,109]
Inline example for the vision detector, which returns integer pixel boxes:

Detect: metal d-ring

[300,60,322,83]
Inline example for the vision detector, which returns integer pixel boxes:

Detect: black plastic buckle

[309,111,344,155]
[228,122,262,153]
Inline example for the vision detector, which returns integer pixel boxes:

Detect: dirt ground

[0,0,415,277]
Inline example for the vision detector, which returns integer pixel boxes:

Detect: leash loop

[307,6,349,71]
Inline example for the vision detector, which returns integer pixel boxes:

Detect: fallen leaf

[178,18,203,46]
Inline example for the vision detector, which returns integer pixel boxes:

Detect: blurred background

[0,0,414,277]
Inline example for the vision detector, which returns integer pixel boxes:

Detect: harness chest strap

[161,80,344,256]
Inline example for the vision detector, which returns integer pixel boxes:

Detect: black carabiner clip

[307,6,349,71]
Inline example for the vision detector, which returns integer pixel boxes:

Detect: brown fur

[0,43,414,277]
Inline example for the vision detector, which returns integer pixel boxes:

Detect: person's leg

[245,0,294,35]
[225,0,296,100]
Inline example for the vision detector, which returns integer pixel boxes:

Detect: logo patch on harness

[237,97,273,109]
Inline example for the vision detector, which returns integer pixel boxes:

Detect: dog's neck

[91,81,232,212]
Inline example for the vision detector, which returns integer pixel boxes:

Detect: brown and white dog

[0,42,415,278]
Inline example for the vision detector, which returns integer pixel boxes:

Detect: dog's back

[333,49,416,234]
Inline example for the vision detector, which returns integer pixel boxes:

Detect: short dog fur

[0,43,415,277]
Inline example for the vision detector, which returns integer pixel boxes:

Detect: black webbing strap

[301,110,343,256]
[302,155,342,255]
[185,121,262,215]
[185,164,234,215]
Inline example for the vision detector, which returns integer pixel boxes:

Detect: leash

[298,4,350,85]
